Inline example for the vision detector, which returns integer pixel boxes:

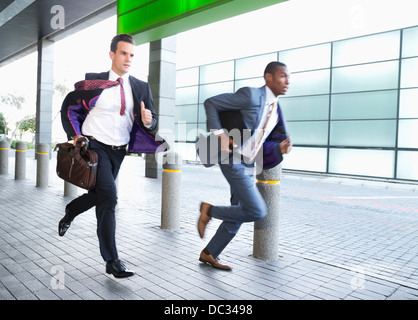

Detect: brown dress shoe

[198,202,212,238]
[199,250,232,271]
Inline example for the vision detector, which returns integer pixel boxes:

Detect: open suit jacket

[61,71,167,153]
[202,85,289,169]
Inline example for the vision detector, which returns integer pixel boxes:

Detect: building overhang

[117,0,288,45]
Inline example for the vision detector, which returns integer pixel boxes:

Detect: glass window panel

[398,119,418,148]
[330,120,396,147]
[286,69,330,97]
[397,151,418,180]
[200,61,234,84]
[199,82,234,103]
[331,90,398,120]
[402,26,418,58]
[332,61,399,93]
[235,53,277,80]
[333,31,400,66]
[175,105,198,123]
[401,57,418,88]
[176,67,199,87]
[198,104,206,123]
[399,89,418,118]
[329,149,394,178]
[175,142,200,162]
[286,121,328,145]
[280,95,329,121]
[175,122,198,142]
[176,86,198,105]
[282,147,327,172]
[234,77,265,90]
[279,43,331,72]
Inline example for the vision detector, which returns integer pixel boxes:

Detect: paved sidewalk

[1,151,418,302]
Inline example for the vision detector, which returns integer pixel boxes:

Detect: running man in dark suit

[59,34,164,278]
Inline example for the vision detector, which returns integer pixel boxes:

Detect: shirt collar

[265,86,277,105]
[109,69,130,82]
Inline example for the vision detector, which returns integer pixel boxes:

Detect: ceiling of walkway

[0,0,116,67]
[0,0,287,67]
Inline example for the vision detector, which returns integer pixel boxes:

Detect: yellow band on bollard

[37,152,49,155]
[163,169,181,173]
[257,179,280,185]
[16,150,26,152]
[0,148,8,150]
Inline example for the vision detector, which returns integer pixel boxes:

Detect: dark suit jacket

[199,86,289,169]
[61,72,167,154]
[85,72,158,131]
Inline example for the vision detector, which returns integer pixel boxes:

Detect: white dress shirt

[82,70,135,146]
[239,86,279,160]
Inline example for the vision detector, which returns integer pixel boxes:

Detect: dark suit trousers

[65,139,126,262]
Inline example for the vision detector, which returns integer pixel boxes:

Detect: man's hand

[141,101,152,126]
[218,133,236,154]
[280,137,292,154]
[72,135,89,147]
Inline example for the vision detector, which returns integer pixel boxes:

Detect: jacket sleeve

[141,83,158,132]
[60,91,89,140]
[204,87,252,131]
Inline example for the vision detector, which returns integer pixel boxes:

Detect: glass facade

[175,26,418,181]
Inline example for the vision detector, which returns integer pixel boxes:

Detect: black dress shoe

[106,259,135,278]
[58,208,72,237]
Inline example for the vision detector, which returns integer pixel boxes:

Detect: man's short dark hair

[264,61,287,77]
[110,33,135,53]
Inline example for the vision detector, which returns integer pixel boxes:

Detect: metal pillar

[253,164,282,261]
[35,39,54,159]
[36,143,49,187]
[14,142,26,180]
[161,152,182,231]
[0,140,8,175]
[146,35,177,178]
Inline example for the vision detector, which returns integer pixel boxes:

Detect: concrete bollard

[36,143,50,187]
[64,181,78,197]
[161,152,182,231]
[0,140,8,175]
[253,164,282,261]
[14,141,27,180]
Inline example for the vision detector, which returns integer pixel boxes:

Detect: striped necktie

[74,78,126,116]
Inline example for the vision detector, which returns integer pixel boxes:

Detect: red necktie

[74,78,126,116]
[117,77,126,116]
